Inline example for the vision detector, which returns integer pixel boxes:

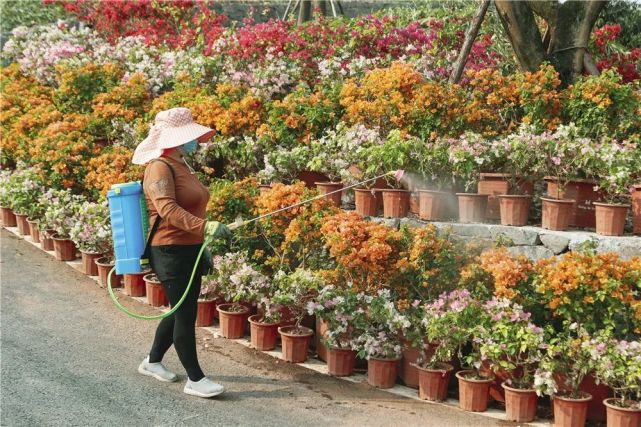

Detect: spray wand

[107,170,404,320]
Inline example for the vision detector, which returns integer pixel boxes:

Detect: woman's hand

[205,221,232,239]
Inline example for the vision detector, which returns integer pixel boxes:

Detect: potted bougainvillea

[196,276,218,328]
[69,200,112,276]
[43,189,84,261]
[0,170,18,227]
[272,269,322,363]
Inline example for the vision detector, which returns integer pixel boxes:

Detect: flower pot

[553,393,592,427]
[249,314,279,351]
[498,195,532,226]
[367,357,400,389]
[594,202,629,236]
[259,184,272,195]
[604,398,641,427]
[217,303,249,339]
[315,317,328,362]
[354,189,379,217]
[546,177,602,228]
[41,230,55,251]
[456,193,489,223]
[298,171,329,189]
[478,173,509,220]
[400,343,421,388]
[381,189,410,218]
[503,382,538,423]
[80,251,102,276]
[52,236,77,261]
[96,257,122,289]
[196,299,217,327]
[27,219,40,243]
[15,213,29,235]
[417,363,453,402]
[124,272,148,297]
[315,182,343,207]
[541,197,576,231]
[455,370,495,412]
[409,191,420,214]
[142,274,166,306]
[327,347,356,377]
[278,326,313,363]
[632,185,641,235]
[418,190,449,221]
[1,207,17,227]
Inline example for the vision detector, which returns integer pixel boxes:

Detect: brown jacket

[143,152,209,245]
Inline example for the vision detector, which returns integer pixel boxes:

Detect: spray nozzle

[391,170,405,182]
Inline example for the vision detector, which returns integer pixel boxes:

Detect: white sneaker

[183,377,225,398]
[138,356,178,382]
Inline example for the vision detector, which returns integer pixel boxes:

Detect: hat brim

[132,123,215,165]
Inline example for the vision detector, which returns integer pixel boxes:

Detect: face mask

[181,140,198,155]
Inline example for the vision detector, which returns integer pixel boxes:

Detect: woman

[132,107,230,398]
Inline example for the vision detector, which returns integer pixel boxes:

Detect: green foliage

[0,0,66,35]
[596,0,641,48]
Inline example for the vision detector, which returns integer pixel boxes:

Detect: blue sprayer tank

[107,182,150,275]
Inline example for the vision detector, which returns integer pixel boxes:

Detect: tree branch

[449,0,491,84]
[495,0,547,72]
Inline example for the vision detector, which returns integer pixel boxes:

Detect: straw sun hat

[132,107,214,165]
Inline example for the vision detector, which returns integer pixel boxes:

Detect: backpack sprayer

[105,169,404,320]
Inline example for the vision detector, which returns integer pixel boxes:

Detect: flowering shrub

[583,138,641,203]
[308,285,363,349]
[272,268,324,329]
[590,331,641,407]
[478,248,535,301]
[85,146,144,198]
[3,167,44,218]
[259,145,312,184]
[41,188,85,238]
[447,131,499,191]
[592,24,641,83]
[361,129,420,189]
[534,252,641,336]
[206,251,269,312]
[206,177,258,225]
[53,62,123,113]
[69,200,112,254]
[352,289,408,360]
[478,298,546,389]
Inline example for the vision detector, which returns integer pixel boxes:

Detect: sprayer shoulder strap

[141,159,176,262]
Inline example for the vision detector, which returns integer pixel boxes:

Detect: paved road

[1,230,507,426]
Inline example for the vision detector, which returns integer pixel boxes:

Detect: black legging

[147,244,204,382]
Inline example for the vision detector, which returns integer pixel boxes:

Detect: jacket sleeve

[143,161,206,237]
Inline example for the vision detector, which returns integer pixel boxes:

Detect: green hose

[106,236,211,320]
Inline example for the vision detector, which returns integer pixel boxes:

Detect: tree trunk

[449,0,491,84]
[495,0,547,72]
[298,0,312,24]
[312,1,327,16]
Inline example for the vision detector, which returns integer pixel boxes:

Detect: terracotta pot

[503,382,538,423]
[1,207,17,227]
[27,219,40,243]
[553,393,592,427]
[594,202,629,236]
[418,190,449,221]
[354,189,379,217]
[367,357,400,389]
[327,347,356,377]
[249,314,279,351]
[52,236,77,261]
[546,177,601,228]
[541,197,576,231]
[259,184,272,195]
[298,171,329,188]
[15,213,29,235]
[217,303,249,338]
[278,326,313,363]
[478,173,508,219]
[417,363,453,402]
[142,274,166,306]
[41,230,55,251]
[498,195,532,226]
[315,182,343,207]
[632,185,641,235]
[315,317,329,362]
[409,191,420,214]
[456,193,489,223]
[400,345,420,388]
[80,251,102,276]
[456,370,495,412]
[604,398,641,427]
[381,189,410,218]
[555,372,611,422]
[123,272,148,297]
[195,299,216,327]
[94,257,121,288]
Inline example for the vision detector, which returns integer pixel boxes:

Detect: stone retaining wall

[370,217,641,261]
